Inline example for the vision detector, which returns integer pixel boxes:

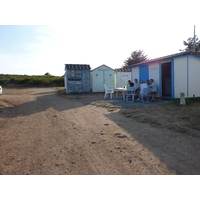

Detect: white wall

[149,63,160,97]
[116,72,131,88]
[149,63,159,83]
[188,57,200,97]
[131,67,139,81]
[174,57,187,98]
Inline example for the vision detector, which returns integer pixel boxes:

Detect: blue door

[139,65,149,83]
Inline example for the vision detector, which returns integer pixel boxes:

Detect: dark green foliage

[123,50,148,68]
[0,74,64,87]
[180,36,200,53]
[44,72,51,76]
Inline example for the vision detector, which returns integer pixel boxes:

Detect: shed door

[93,69,108,92]
[93,69,114,92]
[161,62,172,97]
[139,65,149,83]
[104,70,114,89]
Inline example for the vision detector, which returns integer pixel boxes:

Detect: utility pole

[193,25,196,52]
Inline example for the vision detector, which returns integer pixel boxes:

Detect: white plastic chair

[126,87,135,102]
[140,88,150,103]
[103,84,114,99]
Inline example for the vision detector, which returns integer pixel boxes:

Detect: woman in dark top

[128,80,134,87]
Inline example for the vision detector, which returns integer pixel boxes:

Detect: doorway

[139,65,149,82]
[161,62,172,97]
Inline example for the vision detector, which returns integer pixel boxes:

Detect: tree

[180,36,200,53]
[123,50,148,68]
[44,72,51,76]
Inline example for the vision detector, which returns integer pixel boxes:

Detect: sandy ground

[0,87,200,175]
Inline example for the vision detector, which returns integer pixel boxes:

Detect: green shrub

[0,74,64,87]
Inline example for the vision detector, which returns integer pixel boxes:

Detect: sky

[0,0,200,76]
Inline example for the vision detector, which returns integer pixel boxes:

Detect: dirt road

[0,88,200,174]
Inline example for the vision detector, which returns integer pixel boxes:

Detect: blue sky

[0,26,38,54]
[0,0,200,76]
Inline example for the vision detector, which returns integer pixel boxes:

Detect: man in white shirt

[149,79,158,95]
[136,80,148,101]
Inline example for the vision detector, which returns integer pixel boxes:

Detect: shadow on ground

[0,90,105,118]
[104,104,200,175]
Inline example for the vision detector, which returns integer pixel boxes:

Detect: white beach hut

[91,64,115,92]
[128,51,200,99]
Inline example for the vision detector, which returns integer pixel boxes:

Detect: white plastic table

[114,87,127,101]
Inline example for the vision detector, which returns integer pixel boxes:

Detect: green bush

[0,74,64,87]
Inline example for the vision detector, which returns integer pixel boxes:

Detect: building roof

[65,64,91,70]
[91,64,114,71]
[115,67,131,72]
[128,51,200,68]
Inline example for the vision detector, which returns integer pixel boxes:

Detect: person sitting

[149,79,158,97]
[134,79,140,90]
[134,79,140,97]
[128,80,134,87]
[146,80,151,87]
[136,80,148,101]
[126,80,134,98]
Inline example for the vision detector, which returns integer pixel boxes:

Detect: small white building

[115,68,132,88]
[91,64,115,92]
[128,51,200,98]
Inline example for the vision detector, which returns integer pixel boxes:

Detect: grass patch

[57,89,67,96]
[188,120,200,131]
[57,89,83,99]
[121,110,162,127]
[150,118,162,127]
[2,89,34,95]
[91,101,121,111]
[120,100,200,134]
[167,123,188,133]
